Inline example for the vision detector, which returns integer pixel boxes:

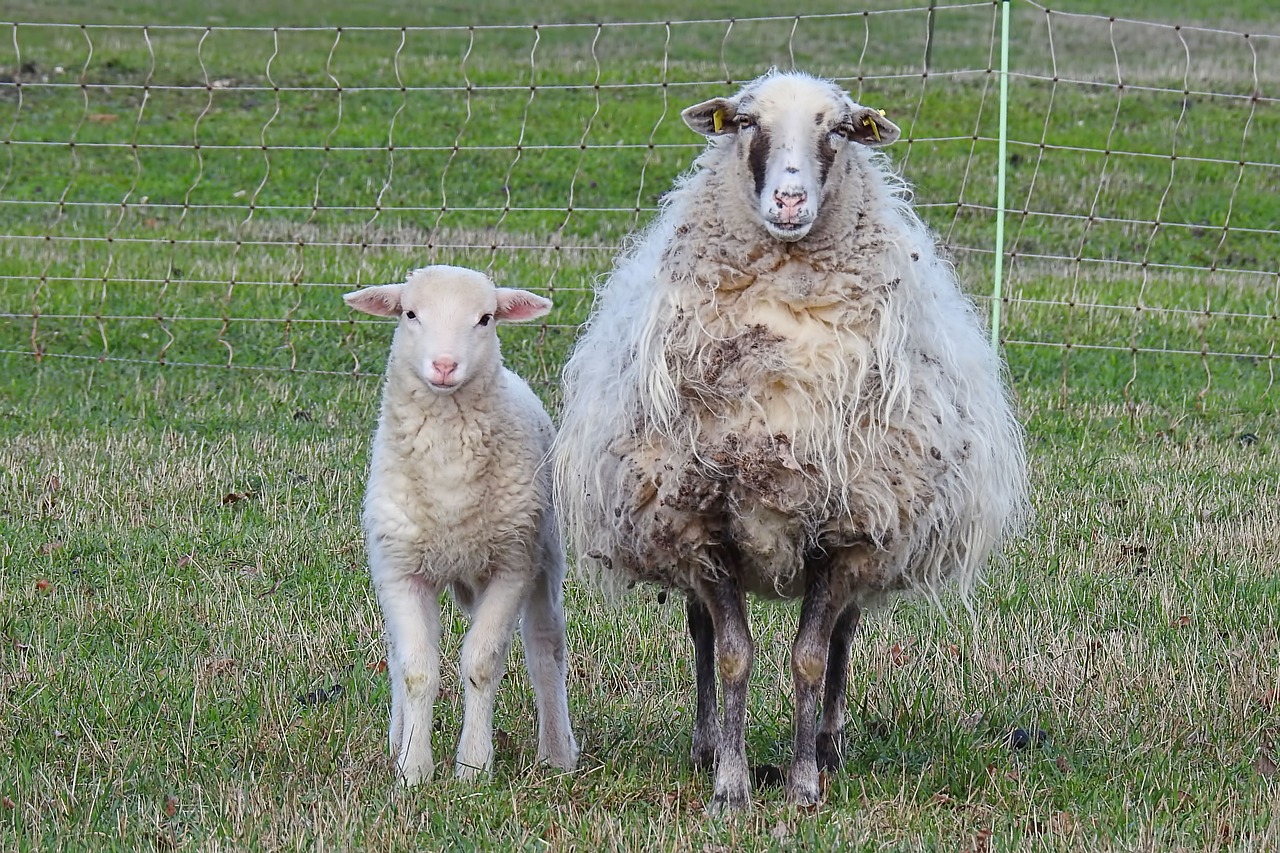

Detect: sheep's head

[682,71,901,243]
[343,265,551,394]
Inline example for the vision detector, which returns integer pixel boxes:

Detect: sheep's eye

[478,313,493,327]
[736,115,756,130]
[832,124,855,140]
[404,310,417,320]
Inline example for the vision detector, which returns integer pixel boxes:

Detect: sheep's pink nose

[773,190,806,221]
[431,358,458,383]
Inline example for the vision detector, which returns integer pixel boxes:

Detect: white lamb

[345,264,578,785]
[553,71,1028,811]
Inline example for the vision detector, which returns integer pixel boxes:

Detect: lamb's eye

[478,313,493,327]
[736,115,756,130]
[404,310,416,320]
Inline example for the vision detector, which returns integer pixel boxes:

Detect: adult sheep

[553,71,1028,811]
[346,265,578,785]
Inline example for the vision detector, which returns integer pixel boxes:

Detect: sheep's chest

[624,261,946,583]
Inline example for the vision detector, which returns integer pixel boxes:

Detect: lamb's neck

[379,355,502,440]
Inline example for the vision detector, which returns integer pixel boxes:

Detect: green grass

[3,0,1280,850]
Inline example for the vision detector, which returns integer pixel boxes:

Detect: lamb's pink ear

[343,283,404,317]
[494,288,552,323]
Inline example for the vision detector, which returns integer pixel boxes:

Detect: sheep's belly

[619,429,935,598]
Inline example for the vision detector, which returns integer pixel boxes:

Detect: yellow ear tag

[713,109,724,133]
[863,115,881,142]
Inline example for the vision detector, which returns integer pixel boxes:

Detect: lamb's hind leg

[817,601,861,772]
[455,570,531,779]
[686,592,719,772]
[520,563,579,771]
[694,562,753,814]
[787,553,850,806]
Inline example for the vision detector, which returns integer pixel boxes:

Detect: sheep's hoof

[706,784,751,815]
[816,732,844,772]
[785,782,822,809]
[785,766,824,808]
[690,741,717,773]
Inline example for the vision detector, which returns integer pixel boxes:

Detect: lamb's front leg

[455,570,532,779]
[686,592,719,771]
[787,555,849,806]
[373,567,443,787]
[694,566,753,814]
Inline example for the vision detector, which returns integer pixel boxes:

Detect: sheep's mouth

[763,219,813,242]
[425,378,462,393]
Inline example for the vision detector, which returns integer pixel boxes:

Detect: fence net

[0,1,1276,409]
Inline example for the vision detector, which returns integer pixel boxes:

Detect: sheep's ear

[681,97,738,137]
[343,283,404,317]
[847,107,901,148]
[494,288,552,323]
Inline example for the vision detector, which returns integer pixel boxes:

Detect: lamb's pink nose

[430,358,458,385]
[773,190,806,222]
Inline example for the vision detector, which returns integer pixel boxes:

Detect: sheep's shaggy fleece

[554,71,1029,608]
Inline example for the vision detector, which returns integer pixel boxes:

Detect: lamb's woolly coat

[555,77,1028,607]
[364,351,557,587]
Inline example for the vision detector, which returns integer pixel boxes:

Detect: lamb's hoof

[396,760,434,788]
[816,732,843,772]
[538,743,580,772]
[454,760,488,781]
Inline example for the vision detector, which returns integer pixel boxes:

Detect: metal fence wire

[1,1,1277,407]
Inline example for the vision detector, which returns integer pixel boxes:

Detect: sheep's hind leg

[374,570,442,786]
[787,554,849,807]
[520,564,579,771]
[686,592,719,771]
[455,571,531,779]
[695,565,754,814]
[817,602,861,772]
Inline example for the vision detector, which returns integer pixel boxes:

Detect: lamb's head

[343,265,551,394]
[682,71,901,242]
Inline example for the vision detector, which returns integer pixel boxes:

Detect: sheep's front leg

[455,570,531,779]
[695,568,753,814]
[686,592,719,771]
[520,560,579,771]
[817,601,861,771]
[374,569,443,787]
[787,555,848,806]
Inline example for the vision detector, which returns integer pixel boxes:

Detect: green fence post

[992,0,1012,349]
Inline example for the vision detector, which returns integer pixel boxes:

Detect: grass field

[2,0,1279,850]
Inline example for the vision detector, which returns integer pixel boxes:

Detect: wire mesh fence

[0,1,1276,408]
